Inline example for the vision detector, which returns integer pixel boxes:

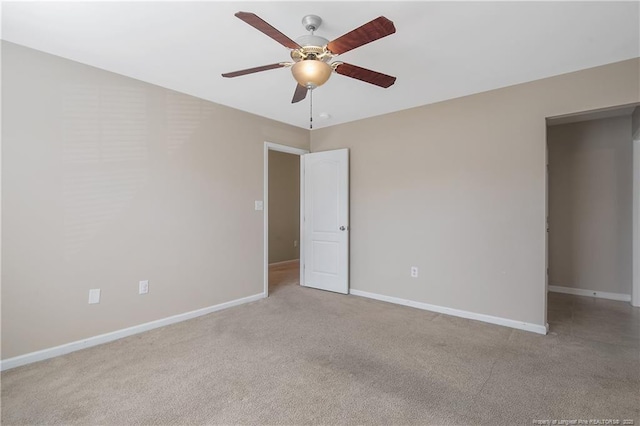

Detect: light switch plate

[139,280,149,295]
[88,289,101,304]
[255,200,263,211]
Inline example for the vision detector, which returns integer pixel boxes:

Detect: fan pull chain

[309,89,313,130]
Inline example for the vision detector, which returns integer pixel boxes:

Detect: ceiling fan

[222,12,397,104]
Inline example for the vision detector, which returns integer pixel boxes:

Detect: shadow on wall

[62,87,219,260]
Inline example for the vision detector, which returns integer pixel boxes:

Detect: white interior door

[302,149,349,294]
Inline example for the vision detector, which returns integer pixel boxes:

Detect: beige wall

[1,42,309,359]
[548,117,633,295]
[268,150,300,263]
[3,41,639,360]
[311,58,640,327]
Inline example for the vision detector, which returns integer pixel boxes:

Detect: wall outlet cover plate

[88,289,101,304]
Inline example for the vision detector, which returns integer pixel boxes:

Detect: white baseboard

[349,289,547,335]
[0,292,266,372]
[268,259,300,267]
[548,285,631,302]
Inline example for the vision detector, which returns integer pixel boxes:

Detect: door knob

[339,226,347,231]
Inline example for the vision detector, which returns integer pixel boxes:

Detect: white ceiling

[2,1,639,129]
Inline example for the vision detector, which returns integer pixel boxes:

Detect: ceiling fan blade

[235,12,301,50]
[292,84,308,103]
[334,62,396,88]
[327,16,396,55]
[222,63,286,78]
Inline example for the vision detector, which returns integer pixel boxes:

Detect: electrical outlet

[294,240,298,247]
[139,280,149,295]
[88,289,101,304]
[254,200,263,211]
[410,267,419,278]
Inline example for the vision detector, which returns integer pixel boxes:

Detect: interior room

[1,1,639,425]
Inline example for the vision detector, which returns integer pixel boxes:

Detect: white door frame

[263,142,309,297]
[633,139,640,307]
[544,129,549,328]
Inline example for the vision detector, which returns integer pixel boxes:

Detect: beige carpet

[2,262,639,425]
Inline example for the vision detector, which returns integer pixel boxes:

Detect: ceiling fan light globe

[291,60,332,90]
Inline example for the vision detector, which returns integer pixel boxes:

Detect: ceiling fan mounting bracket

[301,15,323,33]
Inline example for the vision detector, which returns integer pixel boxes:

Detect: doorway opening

[545,103,640,337]
[263,143,308,297]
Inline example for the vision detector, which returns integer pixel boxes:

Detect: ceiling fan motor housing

[291,35,331,62]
